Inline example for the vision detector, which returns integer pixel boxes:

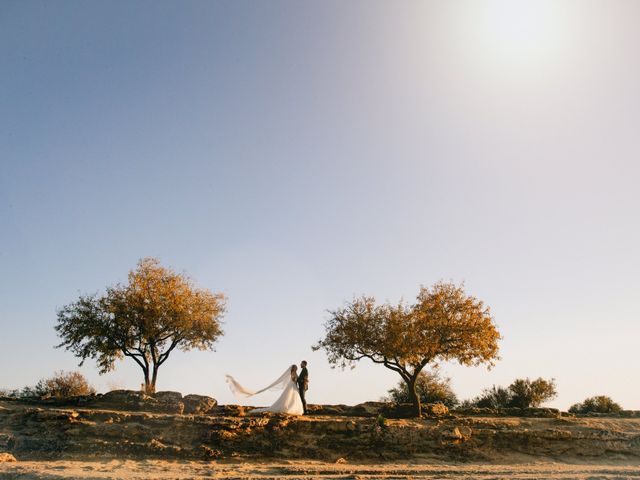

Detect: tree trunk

[142,368,154,395]
[407,379,421,417]
[150,365,159,394]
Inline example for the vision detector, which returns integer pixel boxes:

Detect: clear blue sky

[1,1,639,409]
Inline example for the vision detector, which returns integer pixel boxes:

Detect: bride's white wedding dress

[226,366,304,415]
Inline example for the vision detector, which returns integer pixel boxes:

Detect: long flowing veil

[226,366,293,398]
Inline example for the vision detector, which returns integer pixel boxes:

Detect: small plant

[569,396,622,414]
[370,414,388,454]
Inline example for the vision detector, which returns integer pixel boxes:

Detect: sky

[1,0,639,410]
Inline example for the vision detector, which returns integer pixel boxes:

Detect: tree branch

[157,338,181,366]
[122,349,147,371]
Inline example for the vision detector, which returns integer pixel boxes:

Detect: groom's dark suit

[297,367,308,414]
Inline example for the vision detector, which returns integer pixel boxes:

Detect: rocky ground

[1,392,639,478]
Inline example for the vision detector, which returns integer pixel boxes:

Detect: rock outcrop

[305,402,450,418]
[1,400,640,463]
[183,394,217,414]
[0,391,218,416]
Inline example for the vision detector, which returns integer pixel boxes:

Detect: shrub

[508,377,557,408]
[463,377,557,409]
[17,371,96,399]
[471,385,512,408]
[0,388,20,398]
[383,369,459,408]
[41,371,96,398]
[569,395,622,414]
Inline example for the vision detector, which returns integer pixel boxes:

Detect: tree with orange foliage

[55,258,226,394]
[314,282,501,416]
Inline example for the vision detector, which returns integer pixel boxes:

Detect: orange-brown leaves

[121,257,226,352]
[56,257,226,378]
[412,282,501,367]
[314,282,501,375]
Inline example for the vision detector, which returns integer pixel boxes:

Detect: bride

[225,365,304,415]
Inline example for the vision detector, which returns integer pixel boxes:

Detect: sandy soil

[1,460,640,479]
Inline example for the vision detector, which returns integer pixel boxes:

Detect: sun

[484,0,561,57]
[450,0,573,75]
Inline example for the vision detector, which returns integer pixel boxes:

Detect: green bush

[508,378,557,408]
[467,385,511,408]
[463,377,557,409]
[569,395,622,414]
[383,369,458,407]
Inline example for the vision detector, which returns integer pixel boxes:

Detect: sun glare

[485,0,556,52]
[450,0,573,75]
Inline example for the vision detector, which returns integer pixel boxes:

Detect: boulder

[306,404,349,416]
[101,390,149,405]
[423,403,449,417]
[441,426,463,441]
[154,391,183,403]
[96,390,184,414]
[183,394,217,414]
[440,425,471,442]
[151,392,184,414]
[347,402,386,417]
[0,453,16,463]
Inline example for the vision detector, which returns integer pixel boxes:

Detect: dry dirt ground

[2,399,640,479]
[1,459,640,479]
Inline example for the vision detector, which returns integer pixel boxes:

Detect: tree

[384,369,458,407]
[314,282,500,416]
[569,395,622,414]
[56,258,226,394]
[508,377,557,408]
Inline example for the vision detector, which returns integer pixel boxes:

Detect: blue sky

[1,1,639,409]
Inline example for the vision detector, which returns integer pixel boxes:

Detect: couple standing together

[226,361,309,415]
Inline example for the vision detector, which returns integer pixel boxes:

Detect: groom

[297,360,309,414]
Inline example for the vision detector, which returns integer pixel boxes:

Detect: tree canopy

[314,281,500,416]
[55,258,226,393]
